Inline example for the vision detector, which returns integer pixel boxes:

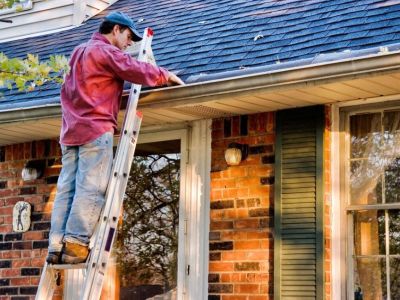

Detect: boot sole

[61,253,88,264]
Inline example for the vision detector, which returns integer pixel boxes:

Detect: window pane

[354,210,385,255]
[354,257,386,300]
[385,159,400,203]
[389,210,400,255]
[350,113,381,159]
[390,257,400,299]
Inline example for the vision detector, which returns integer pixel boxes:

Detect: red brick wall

[0,140,63,300]
[209,113,275,300]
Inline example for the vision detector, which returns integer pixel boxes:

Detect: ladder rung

[47,263,86,270]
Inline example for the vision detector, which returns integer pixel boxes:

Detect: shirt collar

[91,32,111,45]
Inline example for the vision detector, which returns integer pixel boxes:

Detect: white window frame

[333,102,400,300]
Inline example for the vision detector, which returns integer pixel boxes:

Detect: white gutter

[138,48,400,109]
[1,47,400,124]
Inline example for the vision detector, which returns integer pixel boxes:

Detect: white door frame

[138,120,211,300]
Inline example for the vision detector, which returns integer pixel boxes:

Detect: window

[345,109,400,300]
[0,0,32,16]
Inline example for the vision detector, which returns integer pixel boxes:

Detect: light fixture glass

[224,147,242,166]
[224,143,248,166]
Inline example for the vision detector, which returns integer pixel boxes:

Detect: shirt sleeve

[104,47,169,87]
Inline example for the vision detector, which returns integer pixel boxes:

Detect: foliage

[116,154,180,291]
[0,0,27,11]
[0,52,69,91]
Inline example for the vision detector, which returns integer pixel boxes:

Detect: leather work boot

[46,252,62,264]
[61,241,89,264]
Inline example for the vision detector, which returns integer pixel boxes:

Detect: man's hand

[167,72,185,86]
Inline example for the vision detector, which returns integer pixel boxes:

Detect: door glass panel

[116,140,181,300]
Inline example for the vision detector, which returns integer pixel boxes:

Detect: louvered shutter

[274,106,324,300]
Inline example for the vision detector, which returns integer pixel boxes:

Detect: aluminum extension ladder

[35,27,155,300]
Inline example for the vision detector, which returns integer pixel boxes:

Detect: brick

[45,176,59,184]
[0,280,9,287]
[0,268,19,277]
[211,200,234,210]
[3,197,24,206]
[235,240,261,250]
[209,252,221,261]
[249,208,270,217]
[3,251,21,259]
[0,287,18,295]
[210,242,233,251]
[224,119,232,138]
[19,287,37,295]
[23,231,43,241]
[234,284,260,294]
[209,262,234,272]
[32,222,50,231]
[209,274,220,283]
[12,259,30,268]
[249,145,272,155]
[33,241,48,249]
[10,278,30,286]
[209,284,233,294]
[19,187,36,195]
[260,217,273,228]
[234,219,259,229]
[261,155,275,164]
[208,296,220,300]
[0,261,11,268]
[13,242,32,250]
[260,176,274,185]
[0,206,13,216]
[235,262,260,271]
[11,296,30,300]
[21,268,40,276]
[0,243,12,251]
[4,234,22,242]
[210,221,233,230]
[222,296,247,300]
[209,232,220,241]
[0,182,6,189]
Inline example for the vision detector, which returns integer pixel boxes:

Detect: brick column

[209,113,275,300]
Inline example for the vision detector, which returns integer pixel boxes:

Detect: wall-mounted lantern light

[224,142,248,166]
[21,159,46,181]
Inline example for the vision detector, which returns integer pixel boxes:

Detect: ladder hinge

[187,264,190,276]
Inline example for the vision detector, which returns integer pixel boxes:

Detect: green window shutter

[274,106,324,300]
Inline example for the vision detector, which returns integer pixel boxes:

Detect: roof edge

[137,49,400,109]
[1,48,400,124]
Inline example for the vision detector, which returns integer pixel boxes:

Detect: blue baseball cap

[105,11,142,41]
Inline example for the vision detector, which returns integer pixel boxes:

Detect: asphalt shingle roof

[1,0,400,111]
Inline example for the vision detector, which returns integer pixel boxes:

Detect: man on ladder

[46,11,184,265]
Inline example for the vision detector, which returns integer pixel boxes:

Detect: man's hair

[99,20,129,34]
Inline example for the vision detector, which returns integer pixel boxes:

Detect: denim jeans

[48,132,113,252]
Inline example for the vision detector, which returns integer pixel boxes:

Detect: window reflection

[115,150,180,300]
